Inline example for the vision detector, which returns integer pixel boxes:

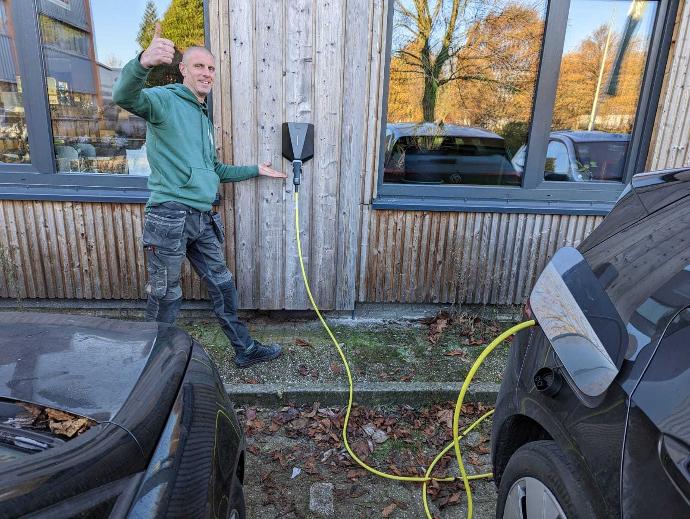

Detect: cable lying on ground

[294,191,536,519]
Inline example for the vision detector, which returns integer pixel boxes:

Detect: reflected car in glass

[491,168,690,518]
[0,313,246,519]
[383,123,520,186]
[512,131,630,182]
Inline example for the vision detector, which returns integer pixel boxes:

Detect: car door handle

[659,434,690,505]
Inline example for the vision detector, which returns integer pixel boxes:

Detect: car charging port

[534,367,563,397]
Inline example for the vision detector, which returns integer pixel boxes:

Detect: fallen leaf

[49,417,91,438]
[45,408,74,422]
[436,409,453,429]
[298,365,309,376]
[295,338,313,348]
[443,349,469,362]
[330,362,342,375]
[428,312,451,344]
[382,503,397,518]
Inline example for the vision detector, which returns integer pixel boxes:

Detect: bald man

[113,25,284,367]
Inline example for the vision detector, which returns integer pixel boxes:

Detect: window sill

[0,172,151,203]
[372,195,614,215]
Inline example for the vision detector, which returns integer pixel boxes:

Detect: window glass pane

[40,0,205,175]
[0,0,30,164]
[545,140,571,180]
[384,0,547,186]
[549,0,658,183]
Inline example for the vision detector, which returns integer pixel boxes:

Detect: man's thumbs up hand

[140,22,175,69]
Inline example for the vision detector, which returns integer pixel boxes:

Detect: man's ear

[179,62,186,77]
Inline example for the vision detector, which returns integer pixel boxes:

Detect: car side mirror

[530,247,627,398]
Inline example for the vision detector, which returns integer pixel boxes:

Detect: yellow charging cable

[294,191,535,518]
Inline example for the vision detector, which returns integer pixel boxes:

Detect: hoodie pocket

[181,166,219,203]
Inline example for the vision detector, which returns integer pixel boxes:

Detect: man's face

[180,49,215,102]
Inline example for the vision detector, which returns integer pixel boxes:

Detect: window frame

[374,0,679,215]
[0,0,210,203]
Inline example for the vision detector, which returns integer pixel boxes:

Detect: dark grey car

[491,168,690,518]
[0,313,246,518]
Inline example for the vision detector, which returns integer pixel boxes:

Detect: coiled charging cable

[294,191,535,519]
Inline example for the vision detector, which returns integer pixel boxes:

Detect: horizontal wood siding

[361,211,604,305]
[0,201,206,300]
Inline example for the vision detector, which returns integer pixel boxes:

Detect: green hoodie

[113,57,258,212]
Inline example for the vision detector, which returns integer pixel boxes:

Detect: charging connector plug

[292,159,303,192]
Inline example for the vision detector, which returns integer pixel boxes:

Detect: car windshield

[573,141,628,181]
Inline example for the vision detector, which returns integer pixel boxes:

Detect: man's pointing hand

[140,23,175,69]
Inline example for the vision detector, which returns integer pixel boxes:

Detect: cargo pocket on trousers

[145,250,168,298]
[143,211,186,252]
[211,211,225,244]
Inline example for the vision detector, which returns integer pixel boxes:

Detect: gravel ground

[238,403,498,519]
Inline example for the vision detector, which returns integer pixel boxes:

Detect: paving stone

[309,482,335,517]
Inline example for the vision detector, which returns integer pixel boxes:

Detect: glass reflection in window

[384,0,547,186]
[548,0,658,183]
[40,0,205,175]
[0,0,30,164]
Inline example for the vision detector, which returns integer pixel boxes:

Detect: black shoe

[234,341,282,368]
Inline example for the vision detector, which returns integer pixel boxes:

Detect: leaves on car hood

[19,403,96,439]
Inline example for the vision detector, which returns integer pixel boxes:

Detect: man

[113,24,284,367]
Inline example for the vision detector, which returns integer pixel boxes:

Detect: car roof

[551,130,631,143]
[387,122,503,140]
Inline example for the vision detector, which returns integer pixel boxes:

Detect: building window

[384,0,547,187]
[0,1,29,164]
[378,0,677,214]
[0,0,207,200]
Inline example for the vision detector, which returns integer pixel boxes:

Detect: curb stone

[225,381,500,407]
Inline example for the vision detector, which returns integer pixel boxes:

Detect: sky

[89,0,172,66]
[88,0,657,66]
[564,0,657,53]
[393,0,658,54]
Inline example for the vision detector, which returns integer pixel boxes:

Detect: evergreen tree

[136,1,159,50]
[161,0,204,51]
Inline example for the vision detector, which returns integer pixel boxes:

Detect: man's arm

[215,159,287,183]
[112,23,174,123]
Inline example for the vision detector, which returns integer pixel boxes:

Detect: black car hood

[0,312,190,422]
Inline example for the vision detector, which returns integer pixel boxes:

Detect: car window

[545,140,570,177]
[382,131,520,186]
[574,141,628,181]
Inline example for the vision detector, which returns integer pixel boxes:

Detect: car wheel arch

[493,413,553,485]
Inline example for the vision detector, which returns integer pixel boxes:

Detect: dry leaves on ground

[294,338,314,348]
[426,312,451,344]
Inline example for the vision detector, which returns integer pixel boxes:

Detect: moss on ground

[180,312,515,387]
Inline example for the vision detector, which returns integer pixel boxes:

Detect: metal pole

[588,12,616,131]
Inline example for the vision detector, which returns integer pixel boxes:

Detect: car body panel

[492,170,690,517]
[127,342,244,518]
[622,308,690,516]
[0,313,160,422]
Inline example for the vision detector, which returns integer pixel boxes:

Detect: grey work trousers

[142,201,253,352]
